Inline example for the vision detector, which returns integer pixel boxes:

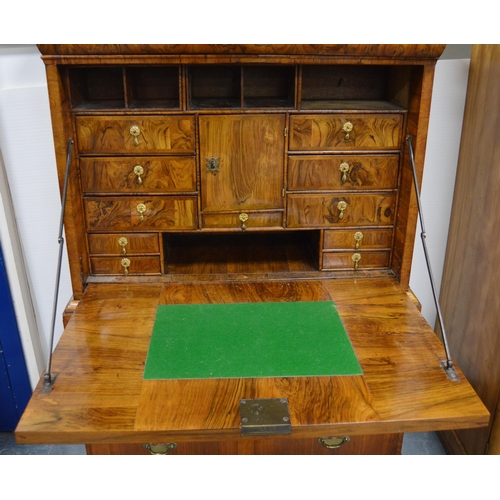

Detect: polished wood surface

[16,278,489,446]
[437,45,500,455]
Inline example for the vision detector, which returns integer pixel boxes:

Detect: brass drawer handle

[133,165,144,185]
[143,443,177,455]
[339,162,350,184]
[318,436,351,449]
[354,231,363,249]
[337,201,347,220]
[136,203,147,222]
[118,237,128,254]
[239,212,249,231]
[352,253,361,271]
[130,125,141,146]
[121,257,131,276]
[342,121,353,141]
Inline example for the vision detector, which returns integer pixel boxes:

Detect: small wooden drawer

[322,251,390,270]
[90,256,161,275]
[84,196,197,231]
[289,114,404,151]
[287,155,399,191]
[76,115,195,154]
[287,193,396,227]
[323,229,393,250]
[201,211,284,230]
[88,233,160,255]
[80,157,196,194]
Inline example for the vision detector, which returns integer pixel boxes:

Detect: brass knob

[130,125,141,146]
[239,213,249,231]
[352,253,361,271]
[342,121,353,141]
[318,436,351,449]
[121,258,131,276]
[339,162,350,184]
[143,443,177,455]
[133,165,144,185]
[136,203,147,222]
[337,201,347,220]
[118,237,128,254]
[354,231,363,249]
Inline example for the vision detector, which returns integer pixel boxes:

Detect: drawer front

[88,233,160,255]
[289,114,404,151]
[84,196,197,231]
[90,256,161,275]
[324,229,393,250]
[287,193,396,227]
[201,211,283,230]
[322,251,390,270]
[80,157,196,194]
[76,115,195,154]
[287,155,399,191]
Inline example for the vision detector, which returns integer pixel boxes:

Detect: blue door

[0,241,31,431]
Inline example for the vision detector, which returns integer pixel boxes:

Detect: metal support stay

[406,135,459,382]
[41,138,74,394]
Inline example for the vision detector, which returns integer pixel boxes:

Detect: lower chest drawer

[84,196,197,231]
[287,193,396,227]
[90,256,161,275]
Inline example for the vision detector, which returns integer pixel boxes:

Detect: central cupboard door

[199,115,286,212]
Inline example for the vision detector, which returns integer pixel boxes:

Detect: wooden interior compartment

[164,230,320,275]
[125,66,180,109]
[188,65,241,109]
[69,66,125,109]
[300,65,410,110]
[242,65,295,108]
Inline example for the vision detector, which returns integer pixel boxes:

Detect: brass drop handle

[143,443,177,455]
[133,165,144,185]
[352,253,361,271]
[337,201,347,220]
[342,121,353,141]
[339,162,350,184]
[239,212,249,231]
[136,203,147,222]
[118,237,128,255]
[130,125,141,146]
[318,436,351,449]
[121,257,131,276]
[354,231,363,249]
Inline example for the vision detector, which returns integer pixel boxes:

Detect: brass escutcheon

[118,237,128,254]
[130,125,141,146]
[352,253,361,271]
[342,121,353,141]
[121,257,131,276]
[133,165,144,185]
[318,436,351,449]
[136,203,147,222]
[206,157,220,174]
[239,212,249,231]
[143,442,177,455]
[339,162,350,184]
[337,200,348,220]
[354,231,363,249]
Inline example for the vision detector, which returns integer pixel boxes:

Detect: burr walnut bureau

[15,45,489,455]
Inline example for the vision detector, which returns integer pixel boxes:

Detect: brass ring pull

[136,203,147,222]
[337,201,347,220]
[352,253,361,271]
[143,443,177,455]
[339,162,350,184]
[354,231,363,249]
[121,258,131,276]
[318,436,351,449]
[133,165,144,185]
[118,237,128,255]
[239,212,249,231]
[342,121,353,141]
[130,125,141,146]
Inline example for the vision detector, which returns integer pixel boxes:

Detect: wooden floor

[15,276,489,451]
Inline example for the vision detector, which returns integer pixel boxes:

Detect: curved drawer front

[287,155,399,191]
[76,115,195,154]
[289,114,404,151]
[80,157,196,194]
[84,196,197,231]
[287,193,396,227]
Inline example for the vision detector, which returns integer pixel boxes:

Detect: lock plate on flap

[240,398,291,436]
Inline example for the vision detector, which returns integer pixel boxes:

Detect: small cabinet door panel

[199,114,285,211]
[287,193,396,227]
[80,157,196,193]
[287,155,399,191]
[76,115,195,154]
[289,114,403,151]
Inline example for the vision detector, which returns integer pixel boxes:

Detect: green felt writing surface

[144,301,362,380]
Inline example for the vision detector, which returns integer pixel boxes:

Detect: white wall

[0,45,470,380]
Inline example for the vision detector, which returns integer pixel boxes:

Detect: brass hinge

[282,187,285,197]
[284,127,288,137]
